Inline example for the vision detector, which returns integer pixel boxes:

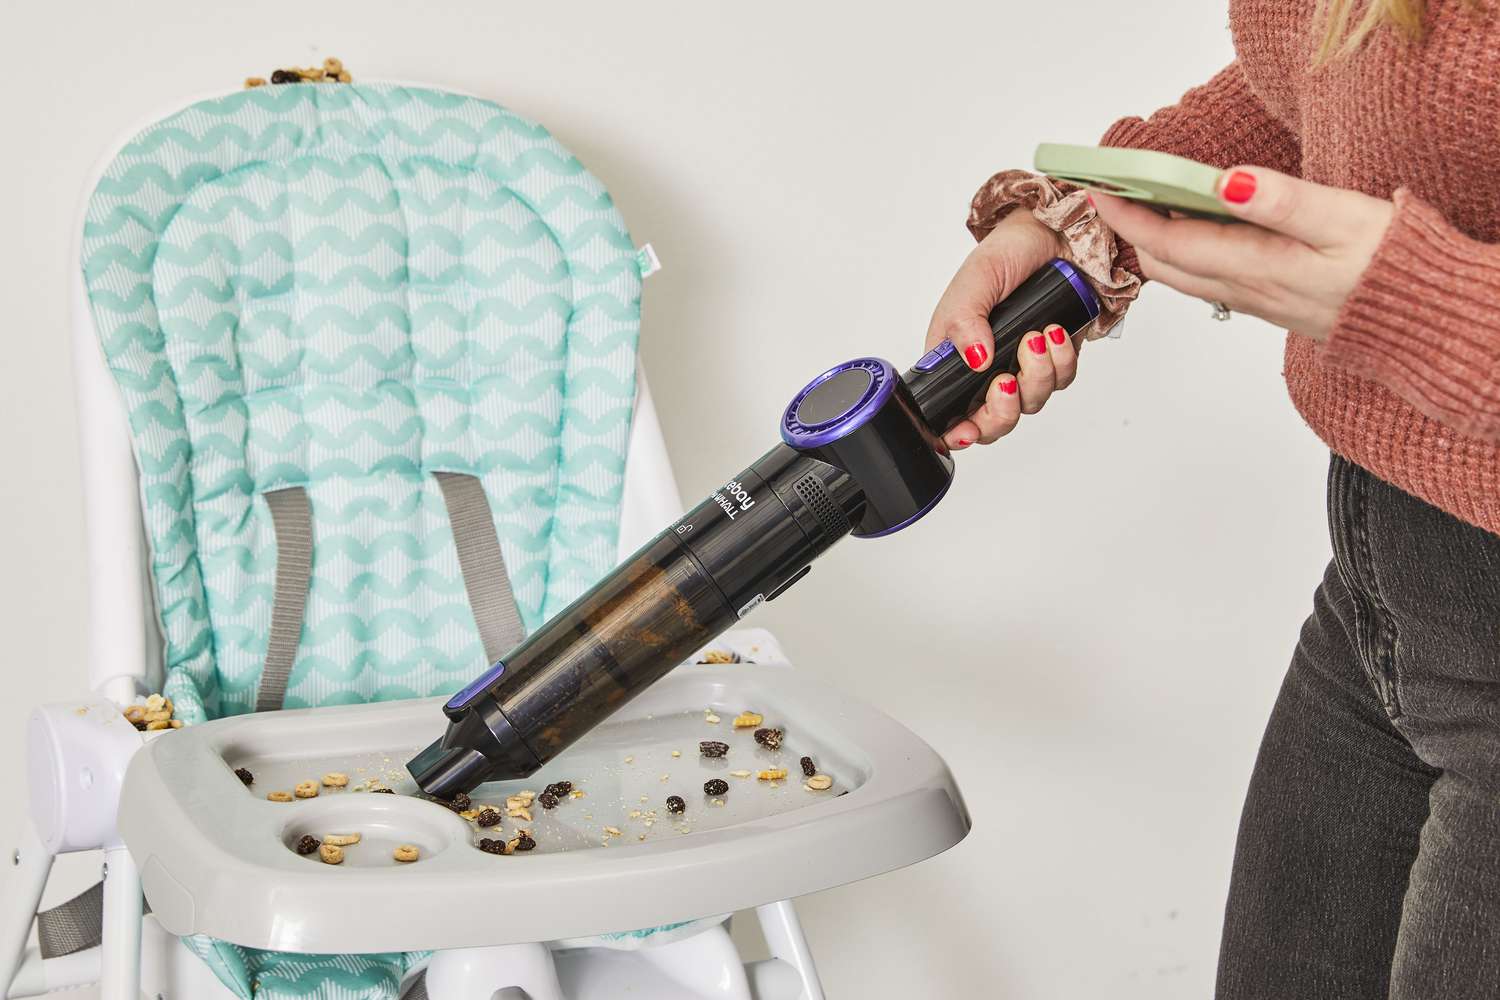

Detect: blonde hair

[1315,0,1423,62]
[1315,0,1483,62]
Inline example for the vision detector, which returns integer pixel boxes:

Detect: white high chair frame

[0,83,827,1000]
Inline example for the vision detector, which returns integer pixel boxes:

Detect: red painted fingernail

[1047,326,1066,345]
[1222,170,1256,204]
[1027,335,1046,355]
[999,378,1018,396]
[953,438,972,449]
[963,343,988,370]
[1086,192,1096,208]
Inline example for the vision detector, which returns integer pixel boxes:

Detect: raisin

[666,795,686,815]
[270,69,298,85]
[544,780,573,798]
[538,791,559,810]
[703,778,728,797]
[294,835,320,856]
[235,767,254,786]
[447,792,472,812]
[699,740,729,758]
[753,728,783,751]
[514,832,536,852]
[478,837,506,855]
[800,756,816,777]
[476,807,502,828]
[371,787,395,794]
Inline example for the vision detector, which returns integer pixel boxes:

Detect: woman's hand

[925,211,1083,450]
[1090,165,1394,341]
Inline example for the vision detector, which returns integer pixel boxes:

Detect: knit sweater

[1097,0,1500,533]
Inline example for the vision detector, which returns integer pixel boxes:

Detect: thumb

[1215,165,1377,249]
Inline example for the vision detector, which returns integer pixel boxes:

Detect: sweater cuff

[1324,188,1500,437]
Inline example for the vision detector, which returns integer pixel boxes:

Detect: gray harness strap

[35,882,106,959]
[434,472,525,664]
[256,486,314,713]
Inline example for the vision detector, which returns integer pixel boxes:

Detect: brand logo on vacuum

[713,479,757,520]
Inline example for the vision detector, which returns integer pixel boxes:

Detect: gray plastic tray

[118,633,969,953]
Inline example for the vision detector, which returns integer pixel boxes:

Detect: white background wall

[0,2,1334,997]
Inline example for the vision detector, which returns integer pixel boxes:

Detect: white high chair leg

[424,943,562,1000]
[633,921,751,999]
[754,901,825,1000]
[98,846,141,1000]
[0,821,53,999]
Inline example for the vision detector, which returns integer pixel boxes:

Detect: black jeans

[1216,455,1500,1000]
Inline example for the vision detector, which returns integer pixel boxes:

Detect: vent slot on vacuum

[793,473,850,542]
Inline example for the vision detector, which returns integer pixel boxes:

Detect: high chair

[2,79,968,1000]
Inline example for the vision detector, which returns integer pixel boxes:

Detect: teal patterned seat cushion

[81,83,645,999]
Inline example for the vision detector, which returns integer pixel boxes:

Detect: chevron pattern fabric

[81,83,645,1000]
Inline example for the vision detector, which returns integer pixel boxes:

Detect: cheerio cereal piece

[294,781,319,799]
[757,769,788,781]
[267,791,293,802]
[805,774,834,791]
[393,844,420,863]
[145,693,166,712]
[245,77,267,88]
[323,57,343,74]
[318,843,344,865]
[323,833,361,847]
[732,711,763,729]
[321,772,349,788]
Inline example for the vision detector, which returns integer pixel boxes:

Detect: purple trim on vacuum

[1049,258,1100,320]
[781,357,897,449]
[446,660,506,711]
[855,471,954,539]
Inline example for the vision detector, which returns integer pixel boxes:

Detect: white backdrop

[0,2,1332,997]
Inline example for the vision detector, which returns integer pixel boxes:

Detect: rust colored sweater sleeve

[1323,189,1500,442]
[1099,61,1302,276]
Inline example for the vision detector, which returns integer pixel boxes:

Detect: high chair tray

[118,632,970,953]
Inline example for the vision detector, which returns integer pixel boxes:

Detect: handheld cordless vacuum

[408,259,1099,798]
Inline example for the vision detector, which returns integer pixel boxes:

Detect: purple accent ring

[781,357,897,449]
[1049,258,1100,320]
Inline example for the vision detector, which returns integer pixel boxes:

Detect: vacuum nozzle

[407,693,544,798]
[406,741,491,801]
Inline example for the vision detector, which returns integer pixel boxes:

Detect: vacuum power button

[913,340,955,372]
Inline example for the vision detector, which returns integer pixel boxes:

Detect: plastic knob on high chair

[423,943,563,1000]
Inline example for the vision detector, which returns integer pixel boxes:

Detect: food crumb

[671,750,681,758]
[235,767,254,786]
[294,781,319,799]
[318,843,344,865]
[604,826,623,837]
[570,790,586,799]
[544,781,573,798]
[733,711,763,729]
[478,838,507,855]
[624,756,634,764]
[800,756,817,777]
[666,795,686,815]
[704,778,729,797]
[476,807,502,828]
[805,774,834,791]
[513,832,536,852]
[393,844,420,863]
[754,728,784,751]
[371,788,395,795]
[699,740,729,759]
[757,769,788,781]
[267,791,293,802]
[321,772,349,788]
[323,833,360,847]
[704,712,721,724]
[294,835,320,855]
[538,791,559,810]
[729,770,752,778]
